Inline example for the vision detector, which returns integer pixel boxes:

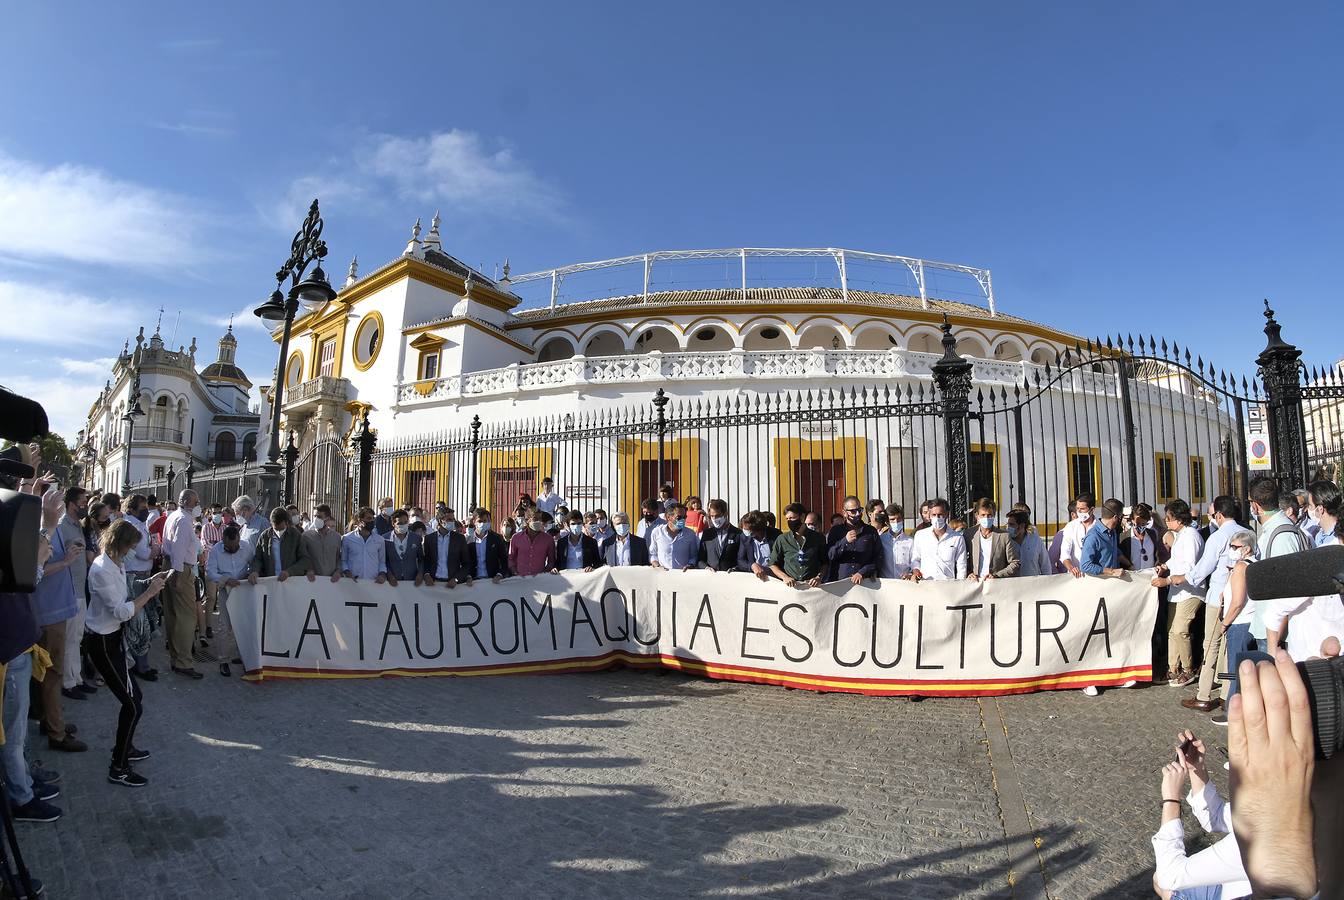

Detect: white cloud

[0,153,201,270]
[0,282,128,345]
[268,129,563,231]
[59,357,118,376]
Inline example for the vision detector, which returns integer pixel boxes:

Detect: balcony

[282,375,351,414]
[395,348,1042,405]
[131,425,184,444]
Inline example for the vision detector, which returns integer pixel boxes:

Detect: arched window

[241,433,257,461]
[214,432,236,462]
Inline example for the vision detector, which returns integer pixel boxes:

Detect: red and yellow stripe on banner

[244,651,1151,697]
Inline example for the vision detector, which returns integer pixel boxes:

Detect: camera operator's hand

[1176,729,1208,786]
[1228,649,1316,900]
[1160,760,1186,803]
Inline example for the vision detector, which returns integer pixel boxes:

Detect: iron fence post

[469,414,481,513]
[1116,355,1140,506]
[1256,301,1308,491]
[931,316,973,515]
[1012,406,1026,506]
[184,458,195,490]
[165,463,175,502]
[351,410,376,512]
[653,388,669,493]
[1233,398,1251,518]
[282,430,298,506]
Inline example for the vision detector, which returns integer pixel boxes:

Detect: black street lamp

[121,369,145,494]
[254,199,338,512]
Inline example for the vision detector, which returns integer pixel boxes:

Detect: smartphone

[1177,738,1193,759]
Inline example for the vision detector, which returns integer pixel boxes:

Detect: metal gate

[291,436,350,521]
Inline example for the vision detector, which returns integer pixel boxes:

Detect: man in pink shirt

[508,509,556,576]
[161,489,204,678]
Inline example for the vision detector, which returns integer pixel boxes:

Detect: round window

[285,353,304,387]
[760,326,781,340]
[353,312,383,370]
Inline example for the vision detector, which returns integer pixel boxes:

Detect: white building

[263,216,1239,529]
[79,322,261,498]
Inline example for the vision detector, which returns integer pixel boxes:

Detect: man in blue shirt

[649,502,699,570]
[1080,499,1126,577]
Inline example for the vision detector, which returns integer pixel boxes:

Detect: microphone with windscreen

[1245,544,1344,601]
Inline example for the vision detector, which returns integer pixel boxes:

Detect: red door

[492,467,535,519]
[639,459,681,506]
[405,471,436,511]
[793,459,844,522]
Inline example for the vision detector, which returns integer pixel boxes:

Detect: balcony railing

[283,375,351,410]
[131,425,184,444]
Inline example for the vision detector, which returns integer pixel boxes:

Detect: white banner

[230,570,1157,696]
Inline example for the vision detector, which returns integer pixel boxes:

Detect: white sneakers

[1081,685,1100,697]
[1121,679,1138,688]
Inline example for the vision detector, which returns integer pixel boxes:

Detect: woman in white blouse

[84,519,169,787]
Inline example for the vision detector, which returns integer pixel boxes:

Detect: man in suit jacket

[465,509,510,580]
[599,513,650,567]
[248,507,311,581]
[966,500,1021,580]
[699,499,744,571]
[554,513,603,571]
[423,515,471,586]
[384,510,424,586]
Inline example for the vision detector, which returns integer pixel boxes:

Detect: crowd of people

[3,463,1340,897]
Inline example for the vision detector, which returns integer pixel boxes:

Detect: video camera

[0,385,49,592]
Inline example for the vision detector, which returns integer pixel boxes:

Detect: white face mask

[931,515,948,531]
[710,516,726,529]
[978,516,994,530]
[190,505,202,519]
[614,522,630,536]
[1078,510,1093,523]
[568,524,582,536]
[475,521,490,534]
[211,514,222,525]
[394,523,408,536]
[528,520,543,532]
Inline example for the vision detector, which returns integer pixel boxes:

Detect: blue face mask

[615,522,631,536]
[568,524,582,536]
[475,522,489,534]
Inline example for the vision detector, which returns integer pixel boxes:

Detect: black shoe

[107,767,147,787]
[219,663,232,678]
[205,626,214,639]
[198,637,210,649]
[47,735,87,753]
[75,683,97,695]
[10,797,61,823]
[230,657,242,665]
[30,764,59,784]
[32,780,59,802]
[126,746,150,762]
[171,667,204,680]
[59,687,87,701]
[135,669,158,682]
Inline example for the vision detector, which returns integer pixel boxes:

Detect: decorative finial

[1263,298,1275,322]
[227,312,234,334]
[463,272,474,298]
[345,254,359,287]
[135,326,145,346]
[403,219,423,257]
[121,339,129,356]
[422,212,442,253]
[154,307,164,334]
[189,337,197,355]
[500,258,511,284]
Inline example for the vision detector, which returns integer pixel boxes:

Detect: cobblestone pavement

[15,643,1226,899]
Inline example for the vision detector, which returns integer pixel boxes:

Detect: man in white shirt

[205,525,253,677]
[1152,500,1206,688]
[161,489,204,678]
[1181,496,1244,706]
[534,477,566,515]
[874,508,913,579]
[908,498,967,581]
[232,494,268,545]
[634,499,665,542]
[1007,510,1052,577]
[341,508,389,583]
[649,502,699,570]
[1058,493,1096,578]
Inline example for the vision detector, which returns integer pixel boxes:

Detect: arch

[990,334,1028,362]
[536,334,577,363]
[795,319,852,351]
[241,432,257,462]
[214,431,237,462]
[851,321,900,351]
[579,324,629,357]
[955,333,991,359]
[1029,345,1055,365]
[628,323,680,353]
[904,326,943,354]
[740,318,795,351]
[684,322,735,351]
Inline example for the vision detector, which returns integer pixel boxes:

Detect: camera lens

[1299,656,1344,760]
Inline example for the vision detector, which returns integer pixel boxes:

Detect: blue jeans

[2,650,34,806]
[1226,624,1271,700]
[1171,885,1221,900]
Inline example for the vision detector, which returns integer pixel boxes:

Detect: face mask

[568,524,582,536]
[475,521,490,534]
[410,515,421,524]
[931,515,948,531]
[1222,547,1244,567]
[786,519,802,532]
[592,518,605,529]
[394,524,409,536]
[805,522,819,531]
[710,516,726,529]
[1078,510,1093,523]
[978,516,994,529]
[615,522,630,536]
[643,513,657,522]
[528,520,543,532]
[845,510,862,520]
[212,514,222,525]
[515,516,525,527]
[361,521,374,533]
[668,519,682,532]
[892,520,904,532]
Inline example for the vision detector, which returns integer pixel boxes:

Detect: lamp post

[253,199,338,513]
[121,370,145,495]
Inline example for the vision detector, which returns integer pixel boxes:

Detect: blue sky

[2,2,1341,441]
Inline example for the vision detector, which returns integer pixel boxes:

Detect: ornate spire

[135,326,144,348]
[463,272,475,299]
[403,218,423,258]
[189,337,197,356]
[499,258,511,285]
[422,211,442,253]
[345,254,359,287]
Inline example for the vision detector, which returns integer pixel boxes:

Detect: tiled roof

[508,287,1038,326]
